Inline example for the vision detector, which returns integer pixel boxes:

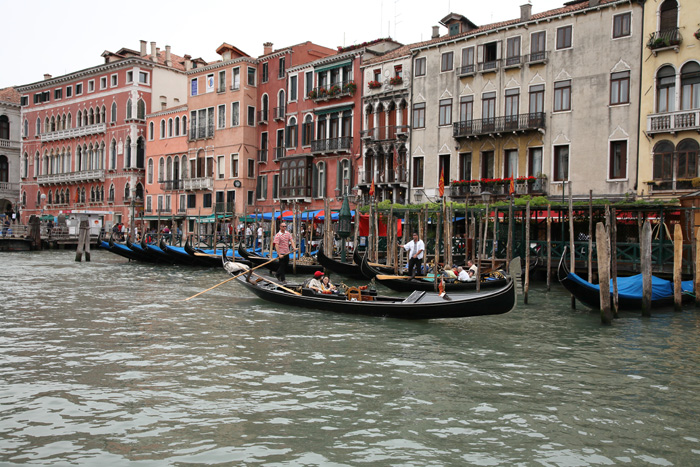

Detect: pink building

[17,41,192,231]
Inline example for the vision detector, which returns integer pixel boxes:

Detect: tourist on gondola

[272,222,296,283]
[467,259,478,276]
[321,275,338,294]
[307,270,325,292]
[401,232,425,279]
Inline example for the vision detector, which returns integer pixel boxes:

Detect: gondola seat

[404,290,426,304]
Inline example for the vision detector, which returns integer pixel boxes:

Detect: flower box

[389,76,403,86]
[368,80,382,89]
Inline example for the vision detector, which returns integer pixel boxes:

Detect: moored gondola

[237,242,323,274]
[315,242,365,279]
[141,236,177,264]
[160,237,202,266]
[557,248,693,310]
[184,237,248,268]
[100,234,142,261]
[125,236,159,263]
[225,260,516,320]
[353,248,396,278]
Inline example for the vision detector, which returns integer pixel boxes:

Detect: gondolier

[272,222,296,283]
[401,232,425,279]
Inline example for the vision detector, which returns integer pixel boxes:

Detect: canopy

[568,272,694,300]
[358,213,402,237]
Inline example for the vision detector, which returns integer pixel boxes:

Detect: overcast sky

[0,0,565,89]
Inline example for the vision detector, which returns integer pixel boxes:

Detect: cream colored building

[638,0,700,199]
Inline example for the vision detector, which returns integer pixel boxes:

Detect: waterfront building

[0,87,21,218]
[637,0,700,199]
[409,0,643,204]
[17,41,191,230]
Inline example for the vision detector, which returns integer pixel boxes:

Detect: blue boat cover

[568,272,694,299]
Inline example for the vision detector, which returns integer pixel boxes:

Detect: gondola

[237,242,323,274]
[100,234,142,261]
[557,248,694,310]
[225,260,516,320]
[315,242,365,279]
[360,252,508,292]
[159,237,203,266]
[353,248,396,278]
[125,236,159,263]
[184,237,248,268]
[141,237,178,264]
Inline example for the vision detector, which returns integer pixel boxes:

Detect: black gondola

[557,248,693,310]
[141,237,177,264]
[125,236,159,263]
[238,243,323,274]
[159,237,202,266]
[100,235,142,261]
[353,248,396,278]
[362,253,509,293]
[315,243,365,279]
[225,261,516,320]
[184,237,248,268]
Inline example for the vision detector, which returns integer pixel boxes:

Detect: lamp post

[338,194,352,263]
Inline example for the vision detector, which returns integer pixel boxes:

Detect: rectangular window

[231,102,240,126]
[553,145,569,181]
[554,80,571,112]
[459,153,472,180]
[441,52,454,72]
[415,57,426,76]
[100,77,107,89]
[111,74,117,87]
[88,80,95,92]
[528,147,543,177]
[247,67,256,86]
[481,151,495,179]
[126,71,133,83]
[459,96,474,123]
[279,57,285,78]
[609,140,627,179]
[217,155,225,179]
[247,158,255,178]
[482,92,496,121]
[460,47,475,74]
[66,86,73,98]
[247,191,254,205]
[439,154,451,186]
[247,106,255,126]
[273,174,279,199]
[289,75,298,101]
[504,149,518,178]
[232,67,240,90]
[373,69,381,82]
[218,70,226,92]
[556,25,572,50]
[505,88,519,118]
[529,84,544,114]
[203,193,212,208]
[191,78,198,96]
[613,12,631,38]
[530,31,546,61]
[261,63,269,83]
[76,83,83,95]
[439,98,452,126]
[231,153,239,178]
[413,157,424,187]
[217,104,226,129]
[610,71,630,105]
[54,89,62,100]
[139,71,149,84]
[506,37,521,66]
[256,175,268,200]
[305,71,313,97]
[205,73,214,93]
[412,102,426,128]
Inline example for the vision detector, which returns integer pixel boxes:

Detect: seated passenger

[320,275,338,294]
[457,267,470,282]
[465,269,477,282]
[307,270,325,292]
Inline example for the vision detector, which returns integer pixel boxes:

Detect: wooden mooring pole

[696,227,700,308]
[674,223,683,311]
[641,220,652,317]
[596,222,612,325]
[611,207,619,318]
[75,219,91,262]
[524,201,531,304]
[568,183,575,309]
[546,204,552,291]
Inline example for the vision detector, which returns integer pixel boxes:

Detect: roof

[102,47,196,72]
[0,87,21,104]
[215,42,250,59]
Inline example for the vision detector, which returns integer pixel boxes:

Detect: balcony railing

[310,136,353,153]
[477,60,500,73]
[37,169,105,185]
[0,139,20,149]
[280,185,312,199]
[361,125,409,142]
[647,28,682,51]
[40,123,106,142]
[257,110,268,124]
[273,147,286,160]
[358,168,409,185]
[504,55,522,68]
[258,149,268,163]
[214,202,236,212]
[453,112,546,138]
[0,181,19,196]
[449,178,548,198]
[160,179,184,191]
[273,106,285,121]
[307,81,357,102]
[525,51,548,65]
[456,64,476,77]
[647,179,696,193]
[648,110,699,134]
[182,177,213,191]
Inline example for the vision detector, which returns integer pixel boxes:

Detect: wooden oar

[249,271,301,296]
[376,274,431,280]
[180,254,287,301]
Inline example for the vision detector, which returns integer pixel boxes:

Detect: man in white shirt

[402,232,425,279]
[457,267,470,282]
[257,226,264,250]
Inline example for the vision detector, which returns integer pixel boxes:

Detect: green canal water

[1,250,700,465]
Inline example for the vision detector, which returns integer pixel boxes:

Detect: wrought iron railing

[456,64,476,77]
[258,149,268,163]
[360,125,409,141]
[310,136,353,153]
[160,179,184,191]
[307,80,356,101]
[477,59,500,72]
[273,147,285,160]
[525,51,548,64]
[257,109,268,124]
[647,28,682,50]
[453,112,545,137]
[273,106,285,121]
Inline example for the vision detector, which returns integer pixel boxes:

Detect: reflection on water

[1,250,700,465]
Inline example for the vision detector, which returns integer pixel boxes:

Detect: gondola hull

[238,243,323,274]
[354,248,398,278]
[125,236,159,263]
[184,238,248,267]
[230,270,516,320]
[101,235,142,261]
[315,243,365,279]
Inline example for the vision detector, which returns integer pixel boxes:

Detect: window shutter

[294,125,298,147]
[312,164,319,198]
[495,41,502,60]
[477,45,484,64]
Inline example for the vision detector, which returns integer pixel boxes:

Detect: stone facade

[0,87,22,218]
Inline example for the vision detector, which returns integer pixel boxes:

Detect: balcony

[37,169,105,185]
[449,177,548,198]
[273,106,285,121]
[504,55,522,69]
[525,51,548,65]
[453,112,546,138]
[258,149,268,164]
[273,147,286,160]
[0,181,19,198]
[647,110,699,135]
[182,177,213,191]
[310,136,353,154]
[160,179,184,191]
[257,110,268,125]
[0,139,20,150]
[358,168,409,186]
[307,81,357,102]
[456,64,476,77]
[647,28,682,54]
[646,178,695,194]
[360,125,409,142]
[214,202,236,212]
[477,60,500,73]
[40,123,106,142]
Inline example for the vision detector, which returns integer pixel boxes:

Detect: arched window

[125,136,132,167]
[110,139,117,170]
[137,99,146,119]
[98,142,105,170]
[22,191,26,208]
[22,152,28,178]
[313,161,326,198]
[149,121,154,140]
[0,155,8,183]
[135,183,144,200]
[159,157,165,182]
[67,112,72,129]
[124,182,131,200]
[101,106,106,123]
[337,158,352,195]
[160,119,166,139]
[175,117,180,136]
[90,187,95,203]
[261,94,269,121]
[126,99,133,120]
[278,90,285,110]
[109,184,115,202]
[36,191,41,206]
[45,117,49,132]
[657,66,676,113]
[653,140,674,180]
[89,108,95,125]
[148,159,154,184]
[302,114,314,146]
[181,155,188,179]
[287,116,297,149]
[23,119,28,138]
[76,146,82,172]
[34,152,39,177]
[77,110,82,128]
[659,0,678,32]
[182,116,187,136]
[166,156,172,182]
[136,137,145,168]
[0,115,9,139]
[168,118,173,137]
[47,190,52,205]
[111,102,117,123]
[678,139,700,180]
[35,118,41,135]
[681,62,700,111]
[81,188,86,203]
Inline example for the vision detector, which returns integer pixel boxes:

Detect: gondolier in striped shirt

[272,222,296,283]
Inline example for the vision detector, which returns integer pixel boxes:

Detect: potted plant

[389,76,403,86]
[307,89,317,99]
[329,84,341,96]
[368,80,382,89]
[343,82,357,95]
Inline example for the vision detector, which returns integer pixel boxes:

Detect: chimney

[43,73,52,80]
[520,3,532,21]
[263,42,273,55]
[140,40,147,57]
[432,26,440,39]
[165,45,172,67]
[222,50,232,61]
[156,47,160,62]
[184,54,192,71]
[589,0,600,6]
[151,42,157,62]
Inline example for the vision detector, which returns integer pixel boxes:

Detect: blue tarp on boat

[568,272,693,300]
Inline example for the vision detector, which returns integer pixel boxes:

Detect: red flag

[509,177,515,195]
[439,167,445,198]
[369,178,375,197]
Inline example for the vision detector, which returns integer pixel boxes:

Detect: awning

[314,60,352,74]
[314,105,353,116]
